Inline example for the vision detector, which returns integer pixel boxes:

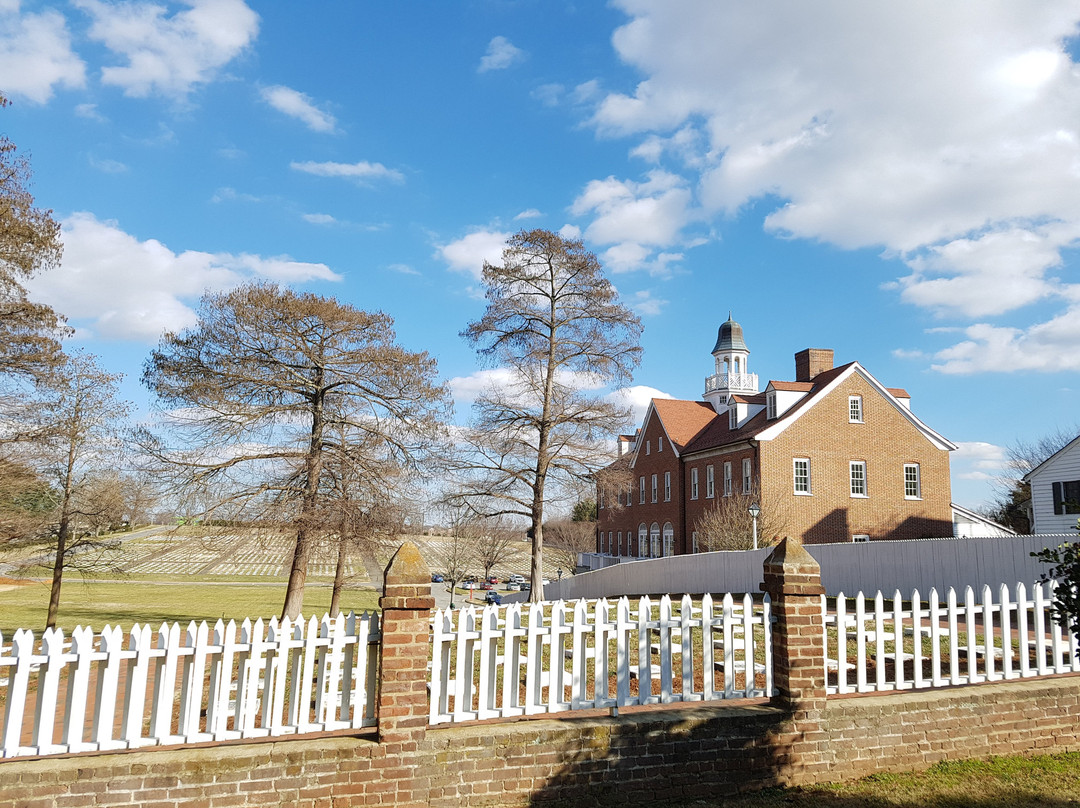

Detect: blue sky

[3,0,1080,510]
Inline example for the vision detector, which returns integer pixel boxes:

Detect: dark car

[484,591,502,605]
[431,573,444,583]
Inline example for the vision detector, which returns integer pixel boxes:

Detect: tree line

[0,95,645,625]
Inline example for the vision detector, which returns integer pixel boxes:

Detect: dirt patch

[0,577,33,592]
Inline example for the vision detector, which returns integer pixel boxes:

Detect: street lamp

[747,501,761,550]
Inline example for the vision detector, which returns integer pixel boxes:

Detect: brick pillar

[762,536,827,707]
[761,536,828,783]
[377,541,434,744]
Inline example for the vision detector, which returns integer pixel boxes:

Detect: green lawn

[649,752,1080,808]
[0,579,381,635]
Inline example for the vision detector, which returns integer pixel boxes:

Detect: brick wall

[2,540,1077,807]
[760,373,953,544]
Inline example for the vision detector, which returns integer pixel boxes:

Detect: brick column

[377,540,434,745]
[762,536,827,707]
[761,536,828,783]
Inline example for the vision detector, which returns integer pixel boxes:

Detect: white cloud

[291,159,404,184]
[25,212,340,342]
[448,368,517,407]
[478,35,524,73]
[74,102,105,120]
[570,170,693,272]
[607,385,673,425]
[514,208,542,220]
[930,306,1080,374]
[88,155,128,173]
[0,4,85,103]
[210,186,262,203]
[76,0,259,98]
[301,212,337,226]
[628,289,668,317]
[951,441,1009,484]
[388,263,420,276]
[260,85,337,133]
[437,228,510,281]
[587,1,1080,370]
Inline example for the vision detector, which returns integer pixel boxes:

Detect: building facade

[1022,432,1080,534]
[596,317,956,555]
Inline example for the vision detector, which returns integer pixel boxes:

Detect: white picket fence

[0,612,380,759]
[822,582,1080,695]
[428,593,774,725]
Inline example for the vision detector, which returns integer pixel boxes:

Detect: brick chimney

[795,348,833,382]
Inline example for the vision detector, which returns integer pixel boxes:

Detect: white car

[505,582,521,591]
[508,574,526,584]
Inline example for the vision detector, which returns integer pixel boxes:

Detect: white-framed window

[598,489,604,509]
[662,522,674,557]
[850,461,867,497]
[638,524,647,558]
[853,534,870,543]
[904,463,921,499]
[690,467,699,500]
[729,407,738,430]
[608,531,613,553]
[849,395,863,423]
[639,476,646,504]
[766,391,777,419]
[658,436,663,452]
[664,471,671,501]
[794,458,811,495]
[651,474,658,503]
[650,523,660,557]
[706,465,715,498]
[646,440,651,455]
[723,462,732,496]
[692,531,699,553]
[618,531,622,555]
[627,483,633,506]
[742,458,752,494]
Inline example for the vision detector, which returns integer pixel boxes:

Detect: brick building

[596,316,955,555]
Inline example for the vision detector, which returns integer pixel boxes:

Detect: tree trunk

[282,369,326,620]
[46,519,68,630]
[330,531,347,617]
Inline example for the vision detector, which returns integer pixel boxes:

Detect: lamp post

[748,501,761,550]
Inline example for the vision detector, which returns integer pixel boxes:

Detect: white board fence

[429,593,774,725]
[0,612,380,759]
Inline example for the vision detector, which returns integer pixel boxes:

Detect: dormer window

[729,407,738,429]
[849,395,863,423]
[766,391,777,420]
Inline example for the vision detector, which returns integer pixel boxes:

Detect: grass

[0,578,381,635]
[648,752,1080,807]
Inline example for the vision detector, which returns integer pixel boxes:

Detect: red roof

[650,399,718,452]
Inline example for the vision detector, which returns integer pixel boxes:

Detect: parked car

[462,581,479,590]
[505,582,521,591]
[487,576,499,585]
[480,582,493,590]
[484,591,502,605]
[431,574,444,583]
[508,574,526,584]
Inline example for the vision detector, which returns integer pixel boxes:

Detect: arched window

[662,522,674,557]
[650,522,660,558]
[638,523,648,558]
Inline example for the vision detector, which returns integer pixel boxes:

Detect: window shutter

[1053,481,1064,515]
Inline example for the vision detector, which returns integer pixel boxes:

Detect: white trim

[850,460,868,498]
[794,457,811,495]
[755,363,956,451]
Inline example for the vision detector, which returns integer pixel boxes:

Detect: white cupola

[704,313,759,414]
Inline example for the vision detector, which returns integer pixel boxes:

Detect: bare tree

[430,510,480,608]
[29,351,132,628]
[141,282,451,619]
[693,487,789,552]
[0,456,55,544]
[544,517,595,574]
[988,425,1079,534]
[0,94,68,384]
[450,230,642,601]
[471,517,520,581]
